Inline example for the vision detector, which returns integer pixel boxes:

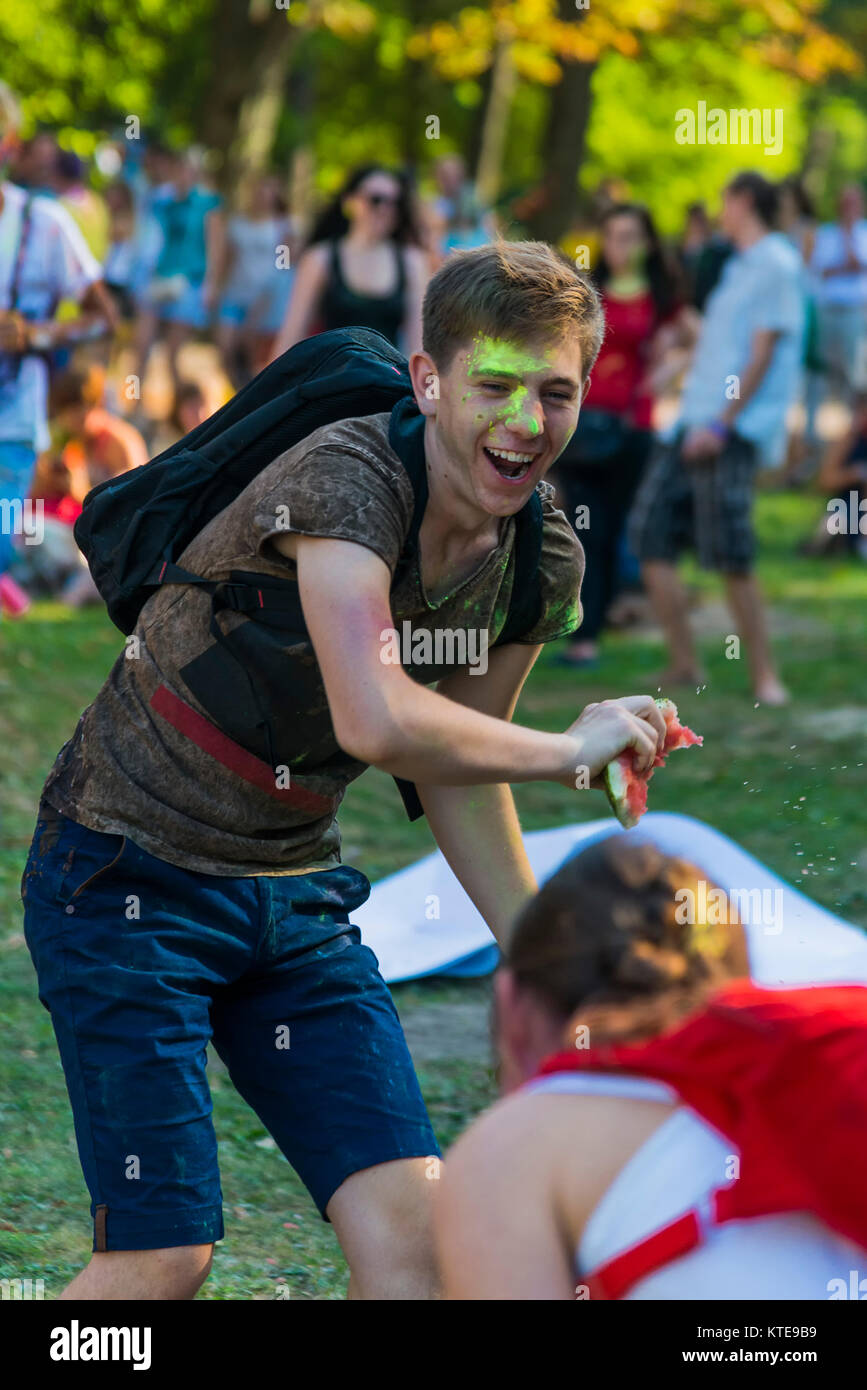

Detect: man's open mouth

[483,446,537,483]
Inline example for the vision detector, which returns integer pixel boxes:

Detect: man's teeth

[485,447,535,478]
[489,449,534,464]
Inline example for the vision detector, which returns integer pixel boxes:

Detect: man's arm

[682,327,781,461]
[414,644,545,948]
[0,279,118,355]
[718,327,780,427]
[270,245,329,357]
[202,206,226,311]
[284,532,665,788]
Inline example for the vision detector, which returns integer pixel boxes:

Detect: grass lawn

[1,486,865,1298]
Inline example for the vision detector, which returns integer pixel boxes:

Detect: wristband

[707,420,731,442]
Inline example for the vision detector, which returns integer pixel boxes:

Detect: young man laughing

[22,240,667,1300]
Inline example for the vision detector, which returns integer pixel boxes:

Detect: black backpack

[74,327,545,820]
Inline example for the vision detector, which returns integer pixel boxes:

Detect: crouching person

[435,837,867,1299]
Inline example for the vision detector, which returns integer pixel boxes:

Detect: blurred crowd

[1,79,866,678]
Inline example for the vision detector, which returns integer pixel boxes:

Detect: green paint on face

[465,334,557,437]
[502,384,543,436]
[465,335,556,379]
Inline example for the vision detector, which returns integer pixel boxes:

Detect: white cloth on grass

[352,811,867,985]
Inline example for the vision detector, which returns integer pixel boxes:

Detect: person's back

[435,839,867,1299]
[522,1074,860,1299]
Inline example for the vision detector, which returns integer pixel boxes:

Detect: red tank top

[584,290,658,428]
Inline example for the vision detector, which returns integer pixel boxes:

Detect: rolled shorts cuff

[92,1201,225,1253]
[313,1137,443,1223]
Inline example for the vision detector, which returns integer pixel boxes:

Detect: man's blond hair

[422,238,605,380]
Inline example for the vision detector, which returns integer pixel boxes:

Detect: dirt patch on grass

[398,997,492,1066]
[630,597,828,644]
[792,707,867,742]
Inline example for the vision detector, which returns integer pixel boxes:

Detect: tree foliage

[0,0,863,233]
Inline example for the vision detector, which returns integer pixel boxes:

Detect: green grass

[1,486,865,1297]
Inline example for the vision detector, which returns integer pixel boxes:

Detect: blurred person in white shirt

[0,82,116,616]
[810,184,867,412]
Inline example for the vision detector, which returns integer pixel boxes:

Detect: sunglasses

[364,192,400,208]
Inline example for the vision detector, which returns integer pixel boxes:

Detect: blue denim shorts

[21,801,439,1252]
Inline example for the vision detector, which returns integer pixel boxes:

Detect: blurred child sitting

[13,450,88,601]
[52,362,148,491]
[14,364,148,605]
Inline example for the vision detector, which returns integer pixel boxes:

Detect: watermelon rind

[604,757,641,829]
[601,696,700,828]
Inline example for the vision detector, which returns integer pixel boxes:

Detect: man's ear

[408,350,441,418]
[580,375,592,406]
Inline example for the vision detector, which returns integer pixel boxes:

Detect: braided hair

[505,838,750,1047]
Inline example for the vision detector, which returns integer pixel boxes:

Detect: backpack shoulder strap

[496,489,545,646]
[388,394,428,575]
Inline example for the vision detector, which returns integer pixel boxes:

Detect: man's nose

[505,395,544,439]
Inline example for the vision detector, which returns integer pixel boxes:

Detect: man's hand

[0,311,31,353]
[681,425,724,464]
[559,696,667,786]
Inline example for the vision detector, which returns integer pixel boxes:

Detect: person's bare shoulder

[403,244,429,277]
[303,241,330,269]
[445,1085,674,1238]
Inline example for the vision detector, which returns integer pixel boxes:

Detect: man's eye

[480,382,510,392]
[546,392,572,402]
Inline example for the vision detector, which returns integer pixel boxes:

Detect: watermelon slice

[603,697,703,828]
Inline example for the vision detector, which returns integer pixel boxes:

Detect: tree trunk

[197,0,295,194]
[465,65,494,182]
[230,25,295,194]
[474,41,517,208]
[525,0,596,244]
[287,42,317,234]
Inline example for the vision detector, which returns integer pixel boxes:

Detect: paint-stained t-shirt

[43,413,584,876]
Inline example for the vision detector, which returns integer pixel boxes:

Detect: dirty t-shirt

[43,413,584,875]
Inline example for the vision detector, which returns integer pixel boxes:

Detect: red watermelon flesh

[603,698,703,828]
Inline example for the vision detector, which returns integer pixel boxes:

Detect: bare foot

[753,678,789,707]
[556,641,599,667]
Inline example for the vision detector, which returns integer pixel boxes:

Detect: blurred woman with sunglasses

[272,164,428,357]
